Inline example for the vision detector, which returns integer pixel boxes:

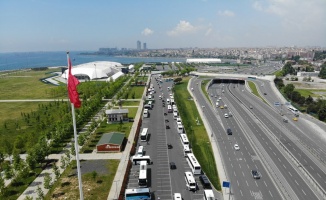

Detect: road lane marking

[246,180,249,186]
[264,181,267,187]
[295,180,299,185]
[289,172,292,177]
[302,189,306,195]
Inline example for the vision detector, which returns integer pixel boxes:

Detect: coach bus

[132,155,152,165]
[184,171,197,191]
[138,161,147,187]
[287,105,299,115]
[186,153,202,175]
[180,134,189,145]
[125,188,151,200]
[140,128,149,142]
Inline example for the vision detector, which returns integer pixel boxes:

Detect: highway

[214,80,322,199]
[190,78,283,200]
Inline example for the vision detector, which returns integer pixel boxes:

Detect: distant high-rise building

[137,40,141,50]
[143,43,147,50]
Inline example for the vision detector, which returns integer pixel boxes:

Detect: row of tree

[274,77,326,121]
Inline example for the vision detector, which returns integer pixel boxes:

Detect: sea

[0,51,187,71]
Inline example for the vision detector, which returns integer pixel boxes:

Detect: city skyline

[0,0,325,53]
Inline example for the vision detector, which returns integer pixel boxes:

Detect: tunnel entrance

[211,78,245,84]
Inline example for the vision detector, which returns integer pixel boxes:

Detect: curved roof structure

[186,58,221,63]
[62,61,123,80]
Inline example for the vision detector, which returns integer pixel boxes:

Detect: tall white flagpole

[67,52,84,200]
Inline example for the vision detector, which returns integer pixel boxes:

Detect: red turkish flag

[67,56,81,108]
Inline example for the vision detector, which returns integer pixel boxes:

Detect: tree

[283,84,295,97]
[318,104,326,121]
[13,152,22,171]
[36,186,44,200]
[173,77,182,84]
[53,163,60,181]
[305,95,314,105]
[43,173,52,189]
[14,136,25,153]
[319,62,326,79]
[91,171,98,181]
[2,139,13,163]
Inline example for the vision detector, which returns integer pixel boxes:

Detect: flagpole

[71,102,84,200]
[67,52,84,200]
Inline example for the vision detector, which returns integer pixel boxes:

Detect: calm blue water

[0,51,186,71]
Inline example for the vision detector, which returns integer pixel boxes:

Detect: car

[215,95,217,98]
[283,119,288,123]
[224,104,227,108]
[234,144,240,150]
[227,128,232,135]
[170,162,176,169]
[166,125,170,129]
[191,87,194,91]
[220,106,224,109]
[217,99,220,102]
[219,97,222,100]
[224,113,229,118]
[264,92,267,95]
[251,169,261,179]
[249,105,253,109]
[167,144,173,149]
[293,117,298,121]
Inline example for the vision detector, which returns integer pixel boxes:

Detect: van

[173,193,182,200]
[137,146,144,156]
[199,175,211,189]
[148,101,153,108]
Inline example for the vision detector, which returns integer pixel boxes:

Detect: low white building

[186,58,221,63]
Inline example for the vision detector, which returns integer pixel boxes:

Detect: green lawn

[128,86,145,99]
[200,79,212,105]
[0,69,66,99]
[45,160,119,200]
[247,81,268,105]
[174,78,220,190]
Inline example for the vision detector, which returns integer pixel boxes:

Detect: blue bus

[125,188,151,200]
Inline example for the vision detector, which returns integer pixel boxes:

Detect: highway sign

[274,102,280,106]
[285,101,291,106]
[223,181,230,188]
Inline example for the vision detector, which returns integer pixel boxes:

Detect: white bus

[143,109,149,118]
[180,134,189,145]
[132,155,151,165]
[183,144,191,157]
[184,171,197,191]
[125,188,151,200]
[168,105,173,113]
[138,161,147,187]
[140,128,149,142]
[203,189,215,200]
[137,146,144,156]
[186,153,202,175]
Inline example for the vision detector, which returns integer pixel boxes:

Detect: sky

[0,0,325,52]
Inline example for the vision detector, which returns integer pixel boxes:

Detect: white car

[219,97,222,100]
[191,87,194,91]
[224,113,229,118]
[234,144,240,150]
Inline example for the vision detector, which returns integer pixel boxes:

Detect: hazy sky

[0,0,325,52]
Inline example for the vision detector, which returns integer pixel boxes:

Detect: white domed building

[62,61,123,80]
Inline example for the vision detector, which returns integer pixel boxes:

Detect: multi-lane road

[189,75,325,200]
